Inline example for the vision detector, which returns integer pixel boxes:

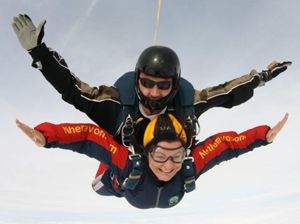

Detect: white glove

[12,14,46,51]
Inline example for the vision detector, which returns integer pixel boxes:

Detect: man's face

[148,140,184,182]
[138,72,173,101]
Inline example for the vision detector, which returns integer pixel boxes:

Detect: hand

[12,14,46,51]
[266,113,289,143]
[16,119,46,147]
[259,61,292,84]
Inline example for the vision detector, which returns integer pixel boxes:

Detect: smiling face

[148,140,184,182]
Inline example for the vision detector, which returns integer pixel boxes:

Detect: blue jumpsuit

[35,122,270,209]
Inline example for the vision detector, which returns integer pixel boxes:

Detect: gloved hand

[259,61,292,84]
[12,14,46,51]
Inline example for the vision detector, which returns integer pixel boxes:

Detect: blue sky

[1,0,300,223]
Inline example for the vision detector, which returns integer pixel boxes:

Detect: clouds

[56,0,99,50]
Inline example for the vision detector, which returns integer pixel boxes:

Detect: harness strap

[184,115,200,148]
[121,153,144,191]
[183,156,196,193]
[121,114,135,147]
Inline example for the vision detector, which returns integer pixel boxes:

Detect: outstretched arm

[12,14,121,133]
[194,62,292,117]
[192,113,288,177]
[16,119,129,170]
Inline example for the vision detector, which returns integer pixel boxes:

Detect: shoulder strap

[176,79,197,189]
[183,157,196,193]
[114,73,145,190]
[174,77,195,117]
[114,72,137,106]
[121,152,144,191]
[113,72,139,141]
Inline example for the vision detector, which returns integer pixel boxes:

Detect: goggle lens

[150,146,185,163]
[140,78,172,90]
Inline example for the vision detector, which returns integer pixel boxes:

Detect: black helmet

[135,46,181,111]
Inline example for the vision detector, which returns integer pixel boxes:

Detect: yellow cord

[152,0,162,45]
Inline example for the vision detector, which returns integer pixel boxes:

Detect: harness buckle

[121,153,144,191]
[183,156,196,193]
[129,153,142,161]
[121,114,134,146]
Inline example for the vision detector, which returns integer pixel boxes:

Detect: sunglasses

[150,146,185,163]
[140,78,172,90]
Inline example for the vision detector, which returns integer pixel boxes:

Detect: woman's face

[148,140,184,182]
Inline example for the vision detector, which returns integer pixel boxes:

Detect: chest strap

[183,157,196,193]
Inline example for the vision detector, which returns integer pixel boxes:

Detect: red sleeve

[34,122,128,170]
[192,125,270,176]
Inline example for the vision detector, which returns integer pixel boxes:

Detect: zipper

[155,187,163,207]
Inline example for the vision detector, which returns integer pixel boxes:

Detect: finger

[36,19,46,33]
[16,118,30,130]
[13,16,23,29]
[281,61,292,67]
[16,118,21,127]
[23,15,36,28]
[37,19,46,29]
[16,118,26,130]
[273,113,288,132]
[18,14,28,26]
[268,61,292,71]
[16,119,46,147]
[12,22,20,32]
[24,14,32,21]
[266,113,289,143]
[278,113,289,130]
[16,119,35,140]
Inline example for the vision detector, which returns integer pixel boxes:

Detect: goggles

[150,145,185,163]
[140,78,172,90]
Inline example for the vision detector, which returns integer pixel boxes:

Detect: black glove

[259,61,292,83]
